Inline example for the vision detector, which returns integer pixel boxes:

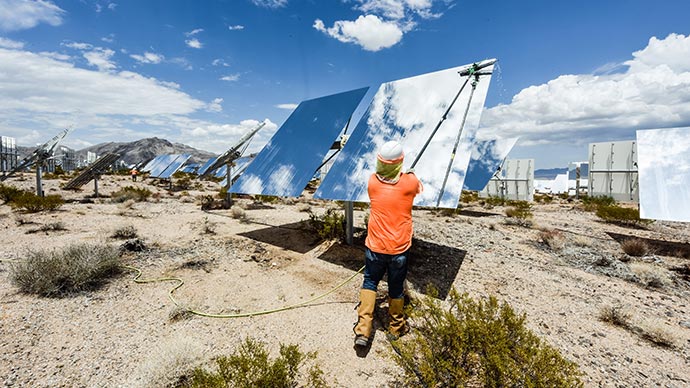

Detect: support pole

[344,201,354,245]
[36,164,44,197]
[94,177,99,198]
[225,162,233,206]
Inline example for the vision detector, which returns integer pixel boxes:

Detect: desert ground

[0,173,689,387]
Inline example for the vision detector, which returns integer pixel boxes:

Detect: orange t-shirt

[365,173,422,255]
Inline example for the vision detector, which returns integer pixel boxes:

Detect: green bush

[483,196,508,206]
[595,205,649,226]
[186,338,327,388]
[460,190,479,204]
[504,200,533,219]
[533,193,554,204]
[0,183,25,203]
[581,195,615,211]
[391,289,583,387]
[10,243,121,297]
[111,186,152,203]
[10,193,64,212]
[308,209,345,241]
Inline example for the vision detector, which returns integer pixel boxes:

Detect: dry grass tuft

[629,262,672,289]
[598,304,631,328]
[637,321,679,348]
[230,206,247,220]
[621,239,649,257]
[199,216,217,234]
[538,229,565,250]
[112,225,138,239]
[130,336,205,387]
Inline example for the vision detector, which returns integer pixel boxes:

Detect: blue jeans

[362,248,408,299]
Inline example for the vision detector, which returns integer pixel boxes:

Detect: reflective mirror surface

[156,154,191,179]
[637,127,690,222]
[464,137,517,191]
[231,87,368,197]
[315,60,494,208]
[146,154,181,176]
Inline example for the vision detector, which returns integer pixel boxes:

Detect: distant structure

[0,136,18,175]
[480,159,534,201]
[47,145,79,172]
[588,140,638,202]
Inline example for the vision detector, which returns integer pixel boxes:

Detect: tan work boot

[354,289,377,346]
[388,297,408,339]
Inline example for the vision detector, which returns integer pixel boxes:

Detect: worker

[354,140,423,347]
[130,167,138,181]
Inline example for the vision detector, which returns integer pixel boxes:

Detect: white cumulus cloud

[0,0,65,31]
[185,38,202,49]
[228,25,244,31]
[275,103,298,110]
[314,15,403,52]
[130,51,164,64]
[314,1,448,51]
[83,48,116,72]
[220,74,240,82]
[251,0,287,9]
[0,37,24,49]
[207,97,223,112]
[480,33,690,147]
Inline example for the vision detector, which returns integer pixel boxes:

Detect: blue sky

[1,0,690,168]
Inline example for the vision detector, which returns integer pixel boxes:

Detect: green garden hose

[124,264,365,318]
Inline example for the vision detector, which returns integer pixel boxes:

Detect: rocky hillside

[16,138,216,166]
[79,137,216,166]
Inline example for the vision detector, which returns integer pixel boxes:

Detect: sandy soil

[0,173,689,387]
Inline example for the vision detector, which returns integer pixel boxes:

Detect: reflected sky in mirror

[315,60,494,208]
[464,137,517,191]
[197,157,218,176]
[231,88,368,197]
[147,154,181,177]
[157,154,190,179]
[141,155,165,172]
[637,127,690,222]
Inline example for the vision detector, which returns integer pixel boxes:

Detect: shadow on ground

[318,236,466,299]
[238,220,321,254]
[607,232,690,258]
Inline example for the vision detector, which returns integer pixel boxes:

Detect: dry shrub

[621,239,649,257]
[0,183,24,203]
[538,228,565,250]
[130,336,205,387]
[596,205,651,227]
[230,206,246,220]
[637,321,679,348]
[629,262,671,289]
[296,203,311,213]
[581,195,615,212]
[10,243,121,297]
[111,186,152,203]
[571,235,592,247]
[26,222,67,234]
[598,304,631,328]
[504,201,533,228]
[199,216,217,234]
[10,193,64,212]
[112,225,138,239]
[308,209,345,241]
[391,289,583,387]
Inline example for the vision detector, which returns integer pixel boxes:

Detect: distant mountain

[534,167,568,180]
[79,137,216,166]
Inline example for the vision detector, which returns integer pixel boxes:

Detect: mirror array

[155,154,191,179]
[144,154,183,177]
[64,153,120,189]
[637,127,690,222]
[231,87,368,197]
[588,140,638,202]
[0,136,18,173]
[314,60,495,208]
